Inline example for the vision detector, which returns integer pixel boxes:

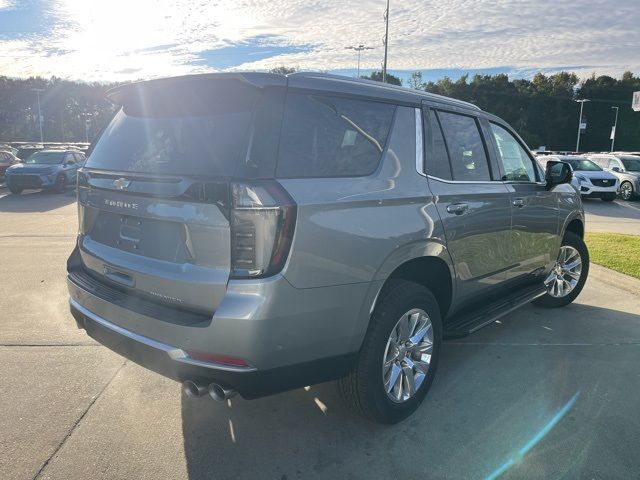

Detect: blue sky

[0,0,638,82]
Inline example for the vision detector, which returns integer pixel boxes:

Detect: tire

[533,231,589,308]
[54,174,67,193]
[619,181,635,201]
[337,280,442,424]
[8,186,22,195]
[601,193,616,202]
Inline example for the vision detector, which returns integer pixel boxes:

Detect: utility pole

[382,0,389,83]
[610,106,619,152]
[574,99,590,152]
[33,88,44,143]
[345,44,374,77]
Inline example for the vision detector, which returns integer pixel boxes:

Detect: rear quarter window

[276,94,395,178]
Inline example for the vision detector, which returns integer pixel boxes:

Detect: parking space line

[32,360,127,480]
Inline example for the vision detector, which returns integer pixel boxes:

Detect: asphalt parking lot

[1,187,639,480]
[583,197,640,235]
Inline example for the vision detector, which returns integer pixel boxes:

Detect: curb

[589,263,640,296]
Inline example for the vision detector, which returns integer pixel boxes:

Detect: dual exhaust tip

[182,380,237,401]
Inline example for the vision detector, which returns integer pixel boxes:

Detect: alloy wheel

[620,182,633,201]
[544,246,582,298]
[382,308,433,403]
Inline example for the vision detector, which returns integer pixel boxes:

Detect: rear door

[485,121,559,282]
[423,105,513,304]
[76,77,285,314]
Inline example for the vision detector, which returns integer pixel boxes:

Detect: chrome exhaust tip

[208,383,237,401]
[182,380,207,398]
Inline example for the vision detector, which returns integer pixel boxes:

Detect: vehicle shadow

[0,186,76,213]
[582,198,640,222]
[180,304,640,480]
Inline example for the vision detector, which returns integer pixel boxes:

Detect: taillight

[230,180,296,279]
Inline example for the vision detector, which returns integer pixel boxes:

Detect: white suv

[537,155,618,201]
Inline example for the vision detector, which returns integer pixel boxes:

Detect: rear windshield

[86,80,282,179]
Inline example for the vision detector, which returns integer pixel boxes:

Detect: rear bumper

[66,243,371,397]
[70,298,355,398]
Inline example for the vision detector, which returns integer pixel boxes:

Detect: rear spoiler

[106,72,287,105]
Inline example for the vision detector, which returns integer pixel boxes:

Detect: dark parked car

[67,73,587,423]
[5,149,85,194]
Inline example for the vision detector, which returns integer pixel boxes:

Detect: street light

[345,44,374,77]
[574,99,590,152]
[32,88,44,144]
[610,106,619,152]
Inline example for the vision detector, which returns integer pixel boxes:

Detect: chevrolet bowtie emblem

[113,178,131,190]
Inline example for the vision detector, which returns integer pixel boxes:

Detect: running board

[443,284,547,338]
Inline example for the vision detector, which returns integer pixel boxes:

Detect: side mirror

[611,166,621,173]
[545,161,572,190]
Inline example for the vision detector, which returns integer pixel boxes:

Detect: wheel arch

[350,241,455,351]
[564,216,584,239]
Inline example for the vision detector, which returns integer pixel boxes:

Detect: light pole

[574,99,590,152]
[33,88,44,143]
[382,0,389,83]
[610,106,619,152]
[345,45,374,77]
[84,113,92,143]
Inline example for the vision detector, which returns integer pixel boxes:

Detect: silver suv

[587,153,640,201]
[67,73,588,423]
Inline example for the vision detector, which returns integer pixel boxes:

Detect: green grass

[585,232,640,280]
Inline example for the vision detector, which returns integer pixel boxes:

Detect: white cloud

[0,0,638,81]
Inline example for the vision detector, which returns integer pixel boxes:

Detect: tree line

[0,69,638,152]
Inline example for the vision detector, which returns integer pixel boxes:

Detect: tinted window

[86,80,280,178]
[490,123,536,182]
[382,106,415,174]
[620,156,640,171]
[436,111,490,181]
[425,111,452,180]
[276,94,395,177]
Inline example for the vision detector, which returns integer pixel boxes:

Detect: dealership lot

[1,188,639,480]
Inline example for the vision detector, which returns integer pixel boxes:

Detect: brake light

[230,180,296,279]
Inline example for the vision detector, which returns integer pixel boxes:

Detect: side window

[436,111,491,181]
[381,106,415,175]
[276,94,395,178]
[64,153,75,164]
[608,159,619,169]
[425,111,452,180]
[490,123,537,182]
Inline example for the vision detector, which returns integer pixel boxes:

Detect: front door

[424,107,513,305]
[485,121,559,282]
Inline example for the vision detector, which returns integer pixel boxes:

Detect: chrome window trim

[426,174,497,185]
[69,297,256,373]
[415,108,425,177]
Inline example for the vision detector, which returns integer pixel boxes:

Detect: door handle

[446,203,469,215]
[512,198,526,208]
